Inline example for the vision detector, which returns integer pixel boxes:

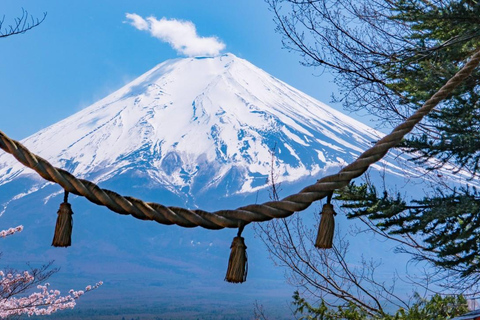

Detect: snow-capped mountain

[0,53,398,201]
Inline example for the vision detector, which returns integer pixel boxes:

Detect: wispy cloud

[125,13,226,57]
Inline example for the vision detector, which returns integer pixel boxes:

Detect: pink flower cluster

[0,270,103,318]
[0,226,23,238]
[0,226,103,318]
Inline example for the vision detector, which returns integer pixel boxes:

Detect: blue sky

[1,1,357,140]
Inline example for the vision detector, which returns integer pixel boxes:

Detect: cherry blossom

[0,227,102,318]
[0,225,23,238]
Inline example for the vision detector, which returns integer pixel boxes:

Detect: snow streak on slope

[0,53,397,197]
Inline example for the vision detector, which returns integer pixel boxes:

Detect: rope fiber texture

[1,49,480,230]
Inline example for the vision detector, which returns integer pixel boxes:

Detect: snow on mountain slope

[0,53,471,319]
[0,53,405,200]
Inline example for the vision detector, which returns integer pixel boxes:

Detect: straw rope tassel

[315,194,336,249]
[225,225,248,283]
[52,191,74,247]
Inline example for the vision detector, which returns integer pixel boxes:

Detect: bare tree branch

[0,8,46,39]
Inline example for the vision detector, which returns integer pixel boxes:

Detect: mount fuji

[0,53,427,318]
[0,53,404,201]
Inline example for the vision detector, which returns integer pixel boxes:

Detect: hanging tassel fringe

[225,226,248,283]
[315,203,336,249]
[52,191,73,247]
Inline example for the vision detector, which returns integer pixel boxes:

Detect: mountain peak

[0,54,384,198]
[191,52,236,59]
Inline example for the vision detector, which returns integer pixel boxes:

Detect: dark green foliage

[292,291,371,320]
[270,0,480,128]
[401,112,480,174]
[272,0,480,173]
[338,183,480,276]
[293,290,468,320]
[387,1,480,104]
[359,1,480,277]
[384,1,480,172]
[336,183,407,226]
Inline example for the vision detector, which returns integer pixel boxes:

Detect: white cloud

[125,13,226,57]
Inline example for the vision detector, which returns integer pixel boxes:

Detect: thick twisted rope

[1,50,480,230]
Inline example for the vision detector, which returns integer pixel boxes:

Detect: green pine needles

[337,183,480,277]
[293,290,468,320]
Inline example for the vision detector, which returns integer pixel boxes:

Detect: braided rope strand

[1,49,479,229]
